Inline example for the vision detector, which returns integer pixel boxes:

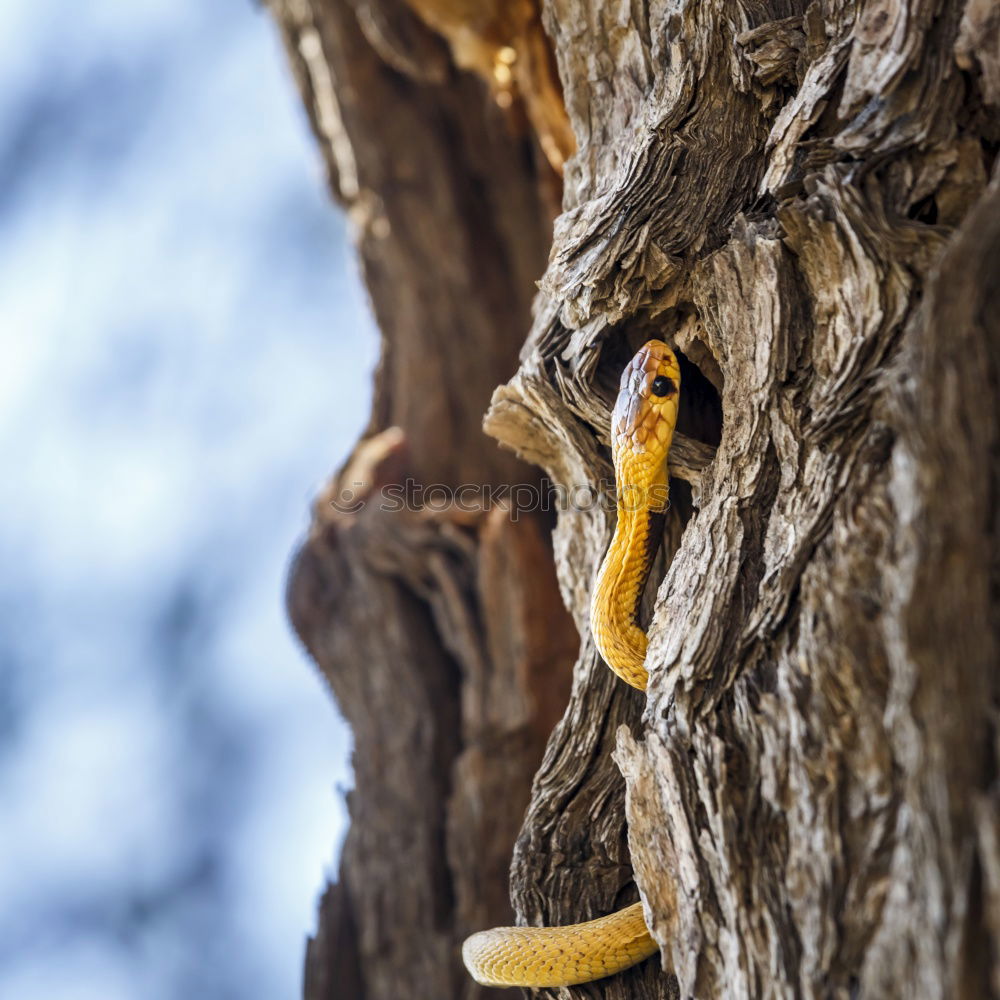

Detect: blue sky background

[0,1,374,997]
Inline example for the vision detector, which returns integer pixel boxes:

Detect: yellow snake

[463,340,680,988]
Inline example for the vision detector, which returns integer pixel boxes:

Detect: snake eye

[650,375,675,397]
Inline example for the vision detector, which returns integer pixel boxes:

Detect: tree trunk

[270,0,1000,997]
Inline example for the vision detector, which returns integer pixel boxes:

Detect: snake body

[463,340,680,988]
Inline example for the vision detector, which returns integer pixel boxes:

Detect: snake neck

[590,465,668,691]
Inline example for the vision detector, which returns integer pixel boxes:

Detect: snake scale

[463,340,681,988]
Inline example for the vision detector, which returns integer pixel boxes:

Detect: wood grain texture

[269,0,1000,996]
[483,2,1000,998]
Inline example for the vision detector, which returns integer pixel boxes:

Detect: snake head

[611,339,680,481]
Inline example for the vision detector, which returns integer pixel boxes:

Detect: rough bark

[271,0,1000,998]
[272,2,577,998]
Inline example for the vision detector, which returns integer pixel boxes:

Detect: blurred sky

[0,1,376,997]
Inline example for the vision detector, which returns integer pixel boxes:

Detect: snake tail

[462,902,658,987]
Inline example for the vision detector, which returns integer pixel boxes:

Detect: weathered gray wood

[484,3,1000,998]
